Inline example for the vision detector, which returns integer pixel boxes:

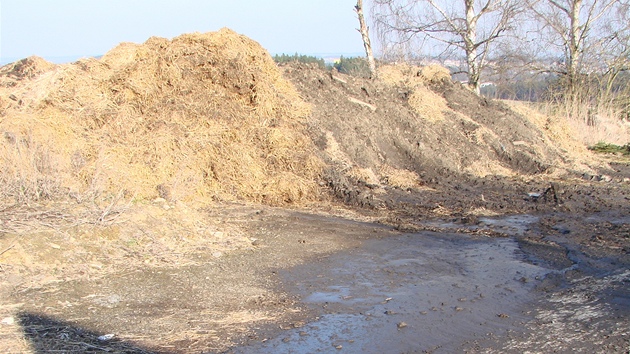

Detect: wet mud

[234,231,548,353]
[2,207,628,353]
[229,211,629,353]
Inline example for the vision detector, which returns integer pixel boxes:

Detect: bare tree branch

[373,0,522,93]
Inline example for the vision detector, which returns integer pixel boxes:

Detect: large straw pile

[0,28,324,206]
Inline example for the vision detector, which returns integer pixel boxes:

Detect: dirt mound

[282,63,570,194]
[0,29,324,207]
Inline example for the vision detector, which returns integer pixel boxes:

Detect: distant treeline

[273,53,326,69]
[273,53,372,78]
[333,56,371,78]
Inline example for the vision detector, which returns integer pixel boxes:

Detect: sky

[0,0,367,64]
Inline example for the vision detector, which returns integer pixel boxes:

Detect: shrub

[588,142,630,155]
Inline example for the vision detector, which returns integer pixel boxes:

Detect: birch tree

[356,0,378,78]
[526,0,630,96]
[373,0,522,94]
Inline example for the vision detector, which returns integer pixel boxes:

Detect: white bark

[356,0,378,78]
[465,0,480,93]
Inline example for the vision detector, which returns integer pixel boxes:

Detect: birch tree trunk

[563,0,584,96]
[465,0,481,93]
[356,0,378,79]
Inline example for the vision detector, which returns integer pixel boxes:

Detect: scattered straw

[377,63,451,88]
[408,85,449,122]
[346,167,380,186]
[379,165,421,190]
[377,64,450,121]
[419,65,451,83]
[377,63,424,88]
[464,160,515,178]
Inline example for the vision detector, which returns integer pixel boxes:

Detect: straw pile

[0,28,324,206]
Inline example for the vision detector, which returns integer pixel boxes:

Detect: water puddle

[423,214,539,236]
[233,230,550,353]
[478,215,539,236]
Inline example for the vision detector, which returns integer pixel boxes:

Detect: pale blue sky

[1,0,367,64]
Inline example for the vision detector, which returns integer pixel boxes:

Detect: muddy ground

[0,60,629,353]
[1,166,629,353]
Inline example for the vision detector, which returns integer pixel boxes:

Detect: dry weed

[504,100,608,173]
[0,201,249,291]
[0,124,66,205]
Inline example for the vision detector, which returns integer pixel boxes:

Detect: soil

[2,201,628,353]
[1,61,629,353]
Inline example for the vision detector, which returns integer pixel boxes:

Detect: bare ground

[1,167,629,353]
[0,61,629,353]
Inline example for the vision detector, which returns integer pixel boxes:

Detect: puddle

[423,214,539,236]
[232,231,550,353]
[478,215,539,236]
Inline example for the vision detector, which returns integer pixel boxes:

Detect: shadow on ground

[17,312,160,354]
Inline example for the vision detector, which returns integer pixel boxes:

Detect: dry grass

[569,113,630,147]
[504,100,617,173]
[508,100,630,147]
[0,28,324,208]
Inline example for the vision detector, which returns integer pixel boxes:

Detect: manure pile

[282,62,586,194]
[0,29,323,206]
